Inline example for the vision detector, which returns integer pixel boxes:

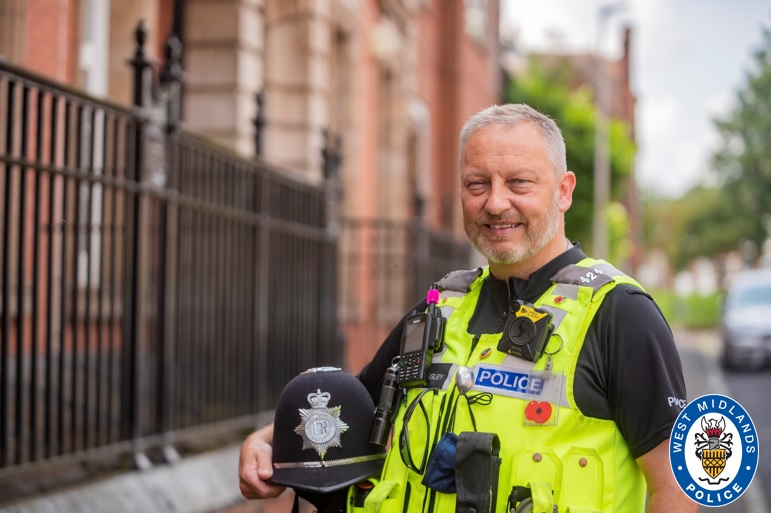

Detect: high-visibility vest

[357,259,649,513]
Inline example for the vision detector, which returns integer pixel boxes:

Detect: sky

[502,0,771,198]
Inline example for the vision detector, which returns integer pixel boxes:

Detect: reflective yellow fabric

[366,259,648,513]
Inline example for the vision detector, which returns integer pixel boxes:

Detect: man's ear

[558,171,576,213]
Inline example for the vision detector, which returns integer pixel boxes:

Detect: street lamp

[593,2,627,259]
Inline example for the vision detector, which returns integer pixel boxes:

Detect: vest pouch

[559,448,602,511]
[347,479,377,513]
[362,480,401,513]
[454,432,501,513]
[529,481,555,513]
[509,446,562,495]
[564,508,600,513]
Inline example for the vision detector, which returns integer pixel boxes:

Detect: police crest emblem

[294,388,349,459]
[695,416,732,484]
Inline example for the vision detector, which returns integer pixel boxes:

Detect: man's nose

[484,185,511,215]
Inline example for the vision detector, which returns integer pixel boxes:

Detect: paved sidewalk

[675,329,769,513]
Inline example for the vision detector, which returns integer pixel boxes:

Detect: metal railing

[0,19,471,505]
[0,24,339,501]
[340,218,471,328]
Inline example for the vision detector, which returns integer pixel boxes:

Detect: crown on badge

[307,389,331,408]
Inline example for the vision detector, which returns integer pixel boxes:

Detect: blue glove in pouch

[420,432,458,493]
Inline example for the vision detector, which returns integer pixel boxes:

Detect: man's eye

[466,182,487,192]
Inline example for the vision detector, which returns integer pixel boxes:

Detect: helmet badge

[294,388,349,459]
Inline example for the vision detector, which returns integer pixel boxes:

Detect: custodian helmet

[270,367,386,493]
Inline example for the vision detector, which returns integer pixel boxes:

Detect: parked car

[720,268,771,370]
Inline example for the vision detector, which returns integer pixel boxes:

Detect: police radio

[397,285,445,388]
[497,300,554,363]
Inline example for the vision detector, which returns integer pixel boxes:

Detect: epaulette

[550,263,616,294]
[436,268,484,293]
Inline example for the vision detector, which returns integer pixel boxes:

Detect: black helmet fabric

[270,367,386,493]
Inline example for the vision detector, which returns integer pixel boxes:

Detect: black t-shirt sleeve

[357,299,428,402]
[589,284,687,459]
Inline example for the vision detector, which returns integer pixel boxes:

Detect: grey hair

[459,104,567,176]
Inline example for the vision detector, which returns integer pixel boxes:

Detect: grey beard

[466,203,561,266]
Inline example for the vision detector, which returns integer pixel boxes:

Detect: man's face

[461,123,575,275]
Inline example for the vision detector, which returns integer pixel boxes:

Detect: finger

[256,464,274,481]
[238,429,283,500]
[239,482,258,500]
[239,477,285,500]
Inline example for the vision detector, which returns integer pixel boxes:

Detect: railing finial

[254,90,266,157]
[134,19,148,49]
[160,33,185,132]
[321,129,343,181]
[130,20,154,108]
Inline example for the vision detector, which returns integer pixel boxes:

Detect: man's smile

[482,221,525,236]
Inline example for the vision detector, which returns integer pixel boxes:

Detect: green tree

[505,58,637,250]
[651,24,771,276]
[607,201,631,266]
[710,24,771,250]
[646,187,762,274]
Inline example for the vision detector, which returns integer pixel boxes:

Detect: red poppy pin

[525,400,552,424]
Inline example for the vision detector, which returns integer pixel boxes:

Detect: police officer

[239,104,698,513]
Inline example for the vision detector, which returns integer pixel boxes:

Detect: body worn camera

[397,305,445,388]
[497,300,554,363]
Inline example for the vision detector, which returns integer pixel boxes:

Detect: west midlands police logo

[670,394,759,507]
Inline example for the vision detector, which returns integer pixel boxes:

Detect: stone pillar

[262,0,331,180]
[370,9,417,221]
[184,0,265,157]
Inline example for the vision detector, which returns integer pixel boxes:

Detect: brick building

[0,1,501,507]
[0,0,502,374]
